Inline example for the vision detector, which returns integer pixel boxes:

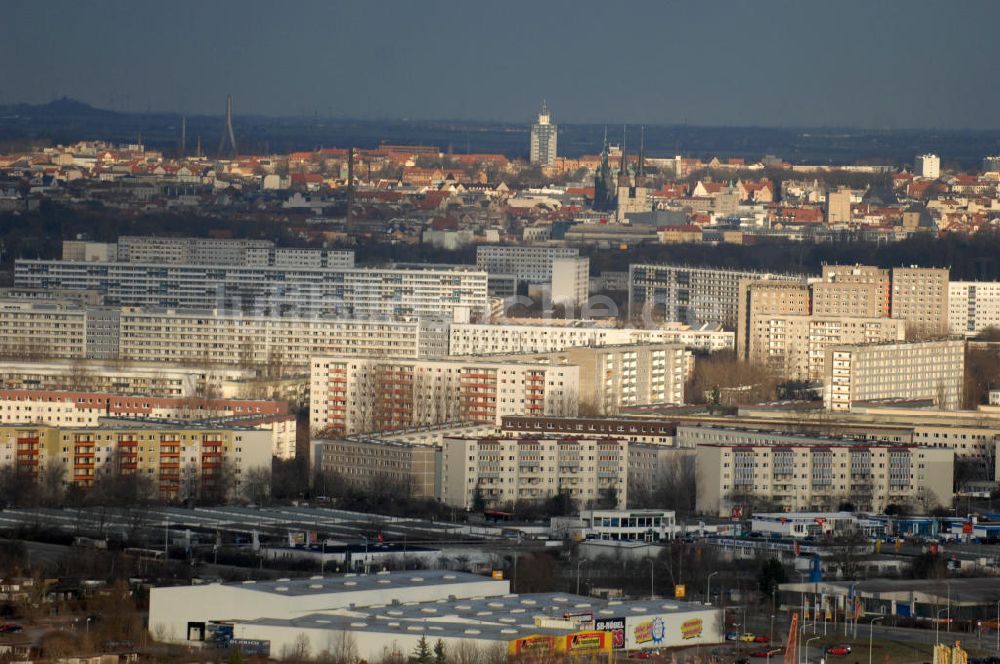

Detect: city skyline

[3,0,1000,130]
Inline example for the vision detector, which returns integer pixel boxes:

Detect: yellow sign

[508,635,554,657]
[675,584,686,598]
[491,570,504,580]
[681,618,704,640]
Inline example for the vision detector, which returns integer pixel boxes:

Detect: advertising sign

[632,616,667,647]
[230,639,271,657]
[681,618,703,640]
[674,584,686,598]
[559,630,611,655]
[508,635,555,657]
[594,617,626,650]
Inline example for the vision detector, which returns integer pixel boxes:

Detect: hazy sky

[3,0,999,129]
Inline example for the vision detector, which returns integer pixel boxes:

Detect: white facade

[689,425,955,516]
[823,339,965,412]
[148,571,509,644]
[551,257,590,311]
[914,154,941,179]
[578,509,676,542]
[448,321,732,355]
[476,246,579,283]
[119,309,447,367]
[441,435,628,509]
[15,261,488,320]
[949,281,1000,335]
[310,356,579,436]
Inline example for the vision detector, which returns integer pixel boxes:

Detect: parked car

[752,636,770,643]
[826,645,852,657]
[628,652,653,660]
[739,633,758,643]
[749,648,782,659]
[726,631,741,641]
[0,624,22,634]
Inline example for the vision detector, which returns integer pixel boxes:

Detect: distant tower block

[218,94,238,159]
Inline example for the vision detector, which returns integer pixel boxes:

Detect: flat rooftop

[220,570,495,598]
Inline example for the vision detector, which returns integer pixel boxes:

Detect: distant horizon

[7,96,1000,137]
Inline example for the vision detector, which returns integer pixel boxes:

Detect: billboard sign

[594,617,626,650]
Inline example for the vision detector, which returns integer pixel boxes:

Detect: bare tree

[241,465,272,505]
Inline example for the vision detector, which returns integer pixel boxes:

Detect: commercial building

[949,281,1000,335]
[311,437,439,499]
[475,246,579,284]
[529,102,558,166]
[550,257,590,311]
[688,424,954,516]
[0,389,295,459]
[119,308,447,367]
[14,260,489,320]
[487,344,691,415]
[823,338,965,411]
[914,154,941,179]
[747,315,905,381]
[440,435,628,509]
[310,356,579,436]
[575,509,677,542]
[148,571,723,658]
[0,420,272,500]
[628,264,804,327]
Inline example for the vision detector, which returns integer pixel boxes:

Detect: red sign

[963,522,973,535]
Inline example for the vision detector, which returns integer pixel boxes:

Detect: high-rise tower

[529,101,558,166]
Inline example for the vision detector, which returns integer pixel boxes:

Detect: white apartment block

[448,321,732,355]
[748,315,905,381]
[488,344,692,414]
[118,308,448,367]
[0,389,296,459]
[78,237,356,269]
[823,339,965,412]
[629,264,804,327]
[475,246,579,283]
[0,300,89,359]
[949,281,1000,335]
[0,359,261,399]
[890,267,949,336]
[14,261,488,320]
[688,425,954,516]
[310,356,579,436]
[914,154,941,179]
[550,257,589,310]
[440,435,627,509]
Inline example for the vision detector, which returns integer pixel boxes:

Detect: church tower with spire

[593,127,617,212]
[616,126,650,222]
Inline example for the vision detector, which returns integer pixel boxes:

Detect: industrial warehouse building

[148,570,723,659]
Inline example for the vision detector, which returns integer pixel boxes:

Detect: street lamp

[648,559,655,599]
[576,559,587,596]
[995,599,999,657]
[706,571,719,606]
[805,636,821,664]
[869,616,884,664]
[936,607,950,645]
[770,613,775,646]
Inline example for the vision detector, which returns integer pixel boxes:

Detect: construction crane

[784,612,799,664]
